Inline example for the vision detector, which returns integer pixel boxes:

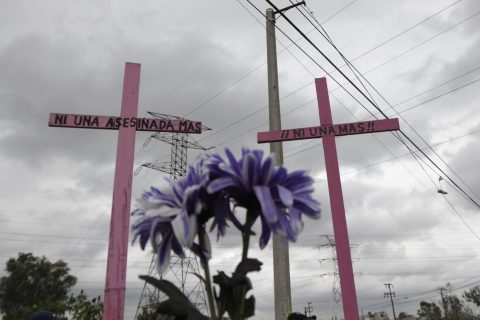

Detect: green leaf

[212,259,262,320]
[243,296,255,318]
[139,275,208,320]
[233,258,262,278]
[140,276,190,304]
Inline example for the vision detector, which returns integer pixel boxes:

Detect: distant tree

[398,311,415,319]
[366,311,390,320]
[417,301,442,320]
[444,294,470,320]
[135,295,174,320]
[445,294,462,320]
[0,252,77,320]
[462,305,475,320]
[287,312,308,320]
[463,285,480,306]
[67,290,103,320]
[377,311,390,320]
[136,297,157,320]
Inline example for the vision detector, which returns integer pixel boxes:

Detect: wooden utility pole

[265,3,305,318]
[266,8,291,320]
[384,283,397,320]
[439,287,449,320]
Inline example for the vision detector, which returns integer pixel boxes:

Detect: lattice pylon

[133,113,211,319]
[319,235,359,319]
[320,234,342,303]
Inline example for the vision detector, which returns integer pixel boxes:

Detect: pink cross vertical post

[103,62,140,320]
[257,78,400,320]
[316,77,358,320]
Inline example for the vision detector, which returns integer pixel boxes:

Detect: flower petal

[171,236,185,258]
[171,210,190,247]
[157,236,172,274]
[242,152,258,187]
[270,166,287,185]
[275,211,296,242]
[225,148,242,176]
[253,186,278,224]
[202,231,212,260]
[187,213,197,246]
[207,177,236,194]
[277,185,294,207]
[259,215,271,249]
[293,196,321,218]
[259,155,275,185]
[289,207,304,235]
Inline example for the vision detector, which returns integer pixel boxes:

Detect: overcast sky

[1,0,480,319]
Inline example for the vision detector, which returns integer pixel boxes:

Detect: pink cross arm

[48,113,203,133]
[257,118,399,143]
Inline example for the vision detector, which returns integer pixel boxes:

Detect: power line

[343,0,465,63]
[284,73,480,159]
[257,0,480,210]
[318,0,357,25]
[171,0,480,219]
[290,0,480,207]
[352,9,480,74]
[197,1,478,154]
[160,22,256,104]
[198,80,312,142]
[328,127,480,178]
[397,76,480,115]
[180,0,330,119]
[390,65,480,108]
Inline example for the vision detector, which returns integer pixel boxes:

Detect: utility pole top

[384,283,397,320]
[273,1,305,15]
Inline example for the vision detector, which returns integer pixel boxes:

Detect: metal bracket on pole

[273,1,305,15]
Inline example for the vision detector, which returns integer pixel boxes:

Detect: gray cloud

[1,0,480,319]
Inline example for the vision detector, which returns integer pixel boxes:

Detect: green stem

[241,230,250,262]
[199,226,217,320]
[238,210,255,319]
[241,211,254,262]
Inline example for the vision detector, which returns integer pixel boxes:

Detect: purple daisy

[206,148,321,248]
[131,155,237,271]
[131,159,208,272]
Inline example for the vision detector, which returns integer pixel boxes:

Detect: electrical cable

[299,3,480,203]
[397,76,480,115]
[285,71,480,159]
[234,0,480,256]
[336,0,464,64]
[257,0,480,209]
[160,22,256,104]
[319,0,357,25]
[187,1,478,153]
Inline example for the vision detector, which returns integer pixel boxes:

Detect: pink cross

[48,63,203,320]
[258,78,400,320]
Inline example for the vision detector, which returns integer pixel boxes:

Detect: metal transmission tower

[318,235,359,319]
[134,112,212,319]
[319,235,342,304]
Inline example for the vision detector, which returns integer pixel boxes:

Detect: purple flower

[132,148,321,270]
[131,214,185,274]
[131,160,208,272]
[131,156,237,270]
[206,148,321,248]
